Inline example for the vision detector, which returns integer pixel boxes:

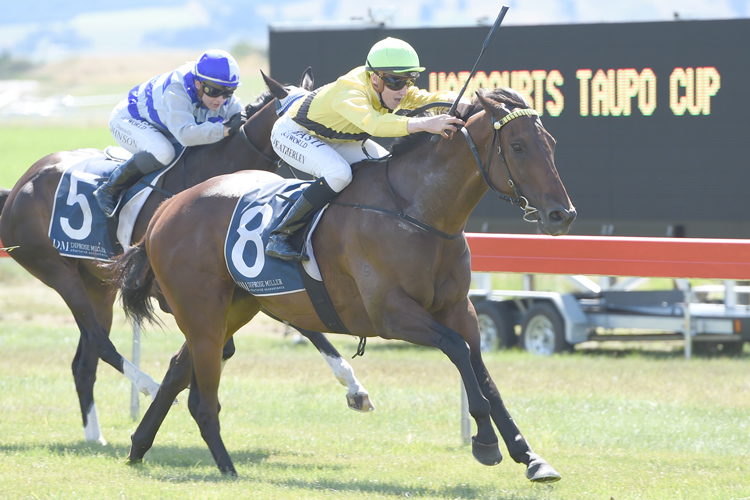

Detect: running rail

[466,233,750,280]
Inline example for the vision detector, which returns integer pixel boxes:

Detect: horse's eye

[511,143,523,153]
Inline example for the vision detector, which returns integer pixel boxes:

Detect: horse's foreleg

[444,298,561,483]
[470,352,561,482]
[128,342,192,463]
[379,292,500,466]
[296,328,374,412]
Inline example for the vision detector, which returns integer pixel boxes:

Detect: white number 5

[61,171,94,240]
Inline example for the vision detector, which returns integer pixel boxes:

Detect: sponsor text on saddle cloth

[224,179,326,296]
[49,147,181,260]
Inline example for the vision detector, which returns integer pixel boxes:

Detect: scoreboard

[269,19,750,238]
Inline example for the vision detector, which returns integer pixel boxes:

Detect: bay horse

[0,68,372,445]
[112,74,576,481]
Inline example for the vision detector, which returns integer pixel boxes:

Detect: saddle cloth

[49,147,180,260]
[224,178,325,296]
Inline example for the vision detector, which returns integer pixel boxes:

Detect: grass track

[0,260,749,499]
[1,127,749,498]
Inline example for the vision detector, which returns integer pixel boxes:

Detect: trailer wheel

[521,302,570,356]
[475,301,516,351]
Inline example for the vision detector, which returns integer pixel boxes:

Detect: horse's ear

[475,89,503,117]
[300,67,314,91]
[261,70,289,99]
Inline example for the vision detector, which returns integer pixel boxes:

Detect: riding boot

[93,151,161,218]
[265,178,337,261]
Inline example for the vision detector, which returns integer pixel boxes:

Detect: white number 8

[231,204,273,278]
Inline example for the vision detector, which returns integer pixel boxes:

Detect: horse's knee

[438,329,471,357]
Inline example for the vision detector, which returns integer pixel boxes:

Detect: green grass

[0,260,748,499]
[0,125,747,498]
[0,126,113,189]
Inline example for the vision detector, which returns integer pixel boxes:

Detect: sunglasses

[379,73,415,91]
[200,81,235,99]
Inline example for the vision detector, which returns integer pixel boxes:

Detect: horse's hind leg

[79,267,160,397]
[296,328,374,412]
[128,342,193,463]
[70,330,105,444]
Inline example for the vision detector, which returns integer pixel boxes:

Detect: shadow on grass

[0,441,554,498]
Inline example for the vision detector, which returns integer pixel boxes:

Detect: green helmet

[365,37,425,78]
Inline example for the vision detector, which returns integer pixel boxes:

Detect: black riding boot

[93,151,161,218]
[265,179,337,261]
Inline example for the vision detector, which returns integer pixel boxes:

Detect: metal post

[460,381,471,445]
[724,280,737,309]
[683,285,692,359]
[130,320,142,420]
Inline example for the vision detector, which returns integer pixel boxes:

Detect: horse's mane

[243,91,275,118]
[389,87,530,157]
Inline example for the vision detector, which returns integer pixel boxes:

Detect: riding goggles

[378,73,415,91]
[200,80,236,99]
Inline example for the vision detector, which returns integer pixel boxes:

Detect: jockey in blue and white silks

[94,49,245,218]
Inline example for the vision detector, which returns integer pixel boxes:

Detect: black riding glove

[224,112,246,136]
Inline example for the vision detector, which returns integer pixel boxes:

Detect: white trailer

[470,274,750,357]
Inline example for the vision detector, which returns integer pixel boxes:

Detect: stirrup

[265,234,308,262]
[93,186,119,218]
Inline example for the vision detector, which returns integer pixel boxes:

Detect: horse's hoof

[85,435,107,446]
[347,392,375,412]
[219,466,238,477]
[471,436,503,466]
[526,453,561,482]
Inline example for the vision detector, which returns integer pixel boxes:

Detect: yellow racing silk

[289,66,459,142]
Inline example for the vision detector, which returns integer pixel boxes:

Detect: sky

[1,0,749,61]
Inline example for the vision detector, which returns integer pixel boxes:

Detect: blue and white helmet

[194,49,241,88]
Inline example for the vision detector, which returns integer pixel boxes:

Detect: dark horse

[112,73,576,480]
[0,68,371,445]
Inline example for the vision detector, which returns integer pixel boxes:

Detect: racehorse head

[470,87,576,236]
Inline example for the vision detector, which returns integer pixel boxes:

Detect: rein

[333,101,464,239]
[332,105,541,239]
[462,108,540,222]
[239,124,278,166]
[333,160,464,240]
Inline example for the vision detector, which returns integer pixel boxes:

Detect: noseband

[461,108,540,223]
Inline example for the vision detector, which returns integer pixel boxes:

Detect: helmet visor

[200,80,235,99]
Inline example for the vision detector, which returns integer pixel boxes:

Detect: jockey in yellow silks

[266,37,469,262]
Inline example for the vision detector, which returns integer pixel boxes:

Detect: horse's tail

[110,240,160,327]
[0,187,11,215]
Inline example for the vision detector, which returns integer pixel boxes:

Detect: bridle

[461,107,540,223]
[332,103,544,239]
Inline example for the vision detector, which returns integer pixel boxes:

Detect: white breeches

[109,101,177,166]
[270,112,389,193]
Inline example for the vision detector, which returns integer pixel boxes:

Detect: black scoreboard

[270,19,750,238]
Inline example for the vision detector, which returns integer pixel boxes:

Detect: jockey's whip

[432,5,510,142]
